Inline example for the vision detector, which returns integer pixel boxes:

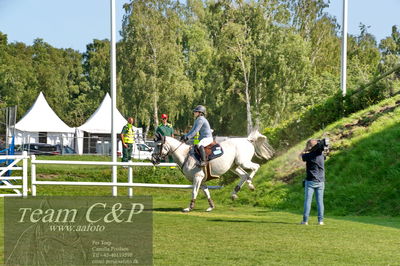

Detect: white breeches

[198,137,213,147]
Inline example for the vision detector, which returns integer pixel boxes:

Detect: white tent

[76,93,142,154]
[14,92,75,146]
[78,93,127,134]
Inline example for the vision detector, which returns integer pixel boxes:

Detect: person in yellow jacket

[193,132,200,145]
[120,117,135,162]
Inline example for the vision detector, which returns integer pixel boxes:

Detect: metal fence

[0,152,28,197]
[30,157,221,197]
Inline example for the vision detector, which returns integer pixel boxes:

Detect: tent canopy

[15,92,75,133]
[78,93,129,134]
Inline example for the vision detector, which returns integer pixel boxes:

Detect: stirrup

[197,160,207,167]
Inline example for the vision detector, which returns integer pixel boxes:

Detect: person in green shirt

[156,114,174,138]
[120,117,135,162]
[155,114,174,165]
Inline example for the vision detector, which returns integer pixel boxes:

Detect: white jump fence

[0,151,29,197]
[31,156,221,197]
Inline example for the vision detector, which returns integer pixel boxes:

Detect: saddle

[192,142,224,181]
[194,142,224,161]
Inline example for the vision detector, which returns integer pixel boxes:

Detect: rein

[156,139,185,159]
[154,139,189,171]
[169,141,185,155]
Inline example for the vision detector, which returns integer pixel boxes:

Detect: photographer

[300,138,329,225]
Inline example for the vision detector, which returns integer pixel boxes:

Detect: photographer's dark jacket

[302,142,325,182]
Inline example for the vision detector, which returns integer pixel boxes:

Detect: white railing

[31,157,221,197]
[0,151,29,197]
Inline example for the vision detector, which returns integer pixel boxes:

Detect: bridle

[152,140,164,163]
[154,140,165,160]
[152,136,184,163]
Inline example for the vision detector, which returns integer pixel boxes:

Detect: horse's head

[151,132,168,165]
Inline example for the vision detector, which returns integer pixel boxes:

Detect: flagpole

[110,0,117,196]
[340,0,348,97]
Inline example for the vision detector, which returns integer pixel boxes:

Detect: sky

[0,0,399,53]
[0,0,130,52]
[326,0,400,42]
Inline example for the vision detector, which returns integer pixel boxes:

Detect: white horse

[151,131,274,212]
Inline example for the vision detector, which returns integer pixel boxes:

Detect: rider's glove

[180,135,188,142]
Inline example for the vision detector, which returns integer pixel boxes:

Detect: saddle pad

[191,144,224,162]
[207,144,224,160]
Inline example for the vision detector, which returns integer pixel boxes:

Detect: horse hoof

[231,194,238,201]
[182,208,191,212]
[248,183,255,191]
[206,207,214,212]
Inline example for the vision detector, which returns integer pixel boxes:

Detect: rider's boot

[198,145,207,167]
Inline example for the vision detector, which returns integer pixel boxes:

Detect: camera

[319,138,330,155]
[319,138,330,148]
[309,138,330,153]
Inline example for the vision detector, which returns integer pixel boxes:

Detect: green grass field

[1,191,400,265]
[152,203,400,265]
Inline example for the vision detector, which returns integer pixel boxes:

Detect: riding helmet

[193,105,206,114]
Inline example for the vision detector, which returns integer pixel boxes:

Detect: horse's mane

[247,130,274,160]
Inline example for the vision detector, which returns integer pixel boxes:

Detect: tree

[30,39,90,126]
[120,0,193,137]
[378,25,400,95]
[83,39,111,102]
[0,35,38,117]
[346,24,380,91]
[220,20,255,134]
[379,25,400,70]
[177,0,214,132]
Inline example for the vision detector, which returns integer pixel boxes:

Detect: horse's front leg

[201,184,215,212]
[240,162,260,191]
[183,174,203,212]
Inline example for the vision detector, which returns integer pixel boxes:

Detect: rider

[180,105,213,167]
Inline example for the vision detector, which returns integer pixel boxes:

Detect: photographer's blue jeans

[303,181,325,223]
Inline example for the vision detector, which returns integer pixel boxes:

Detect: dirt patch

[279,171,302,184]
[37,174,59,179]
[338,102,400,140]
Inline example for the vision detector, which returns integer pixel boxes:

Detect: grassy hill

[215,94,400,216]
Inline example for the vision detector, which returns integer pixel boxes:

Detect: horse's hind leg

[201,184,215,212]
[230,167,249,200]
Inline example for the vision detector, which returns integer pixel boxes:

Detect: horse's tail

[247,130,274,160]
